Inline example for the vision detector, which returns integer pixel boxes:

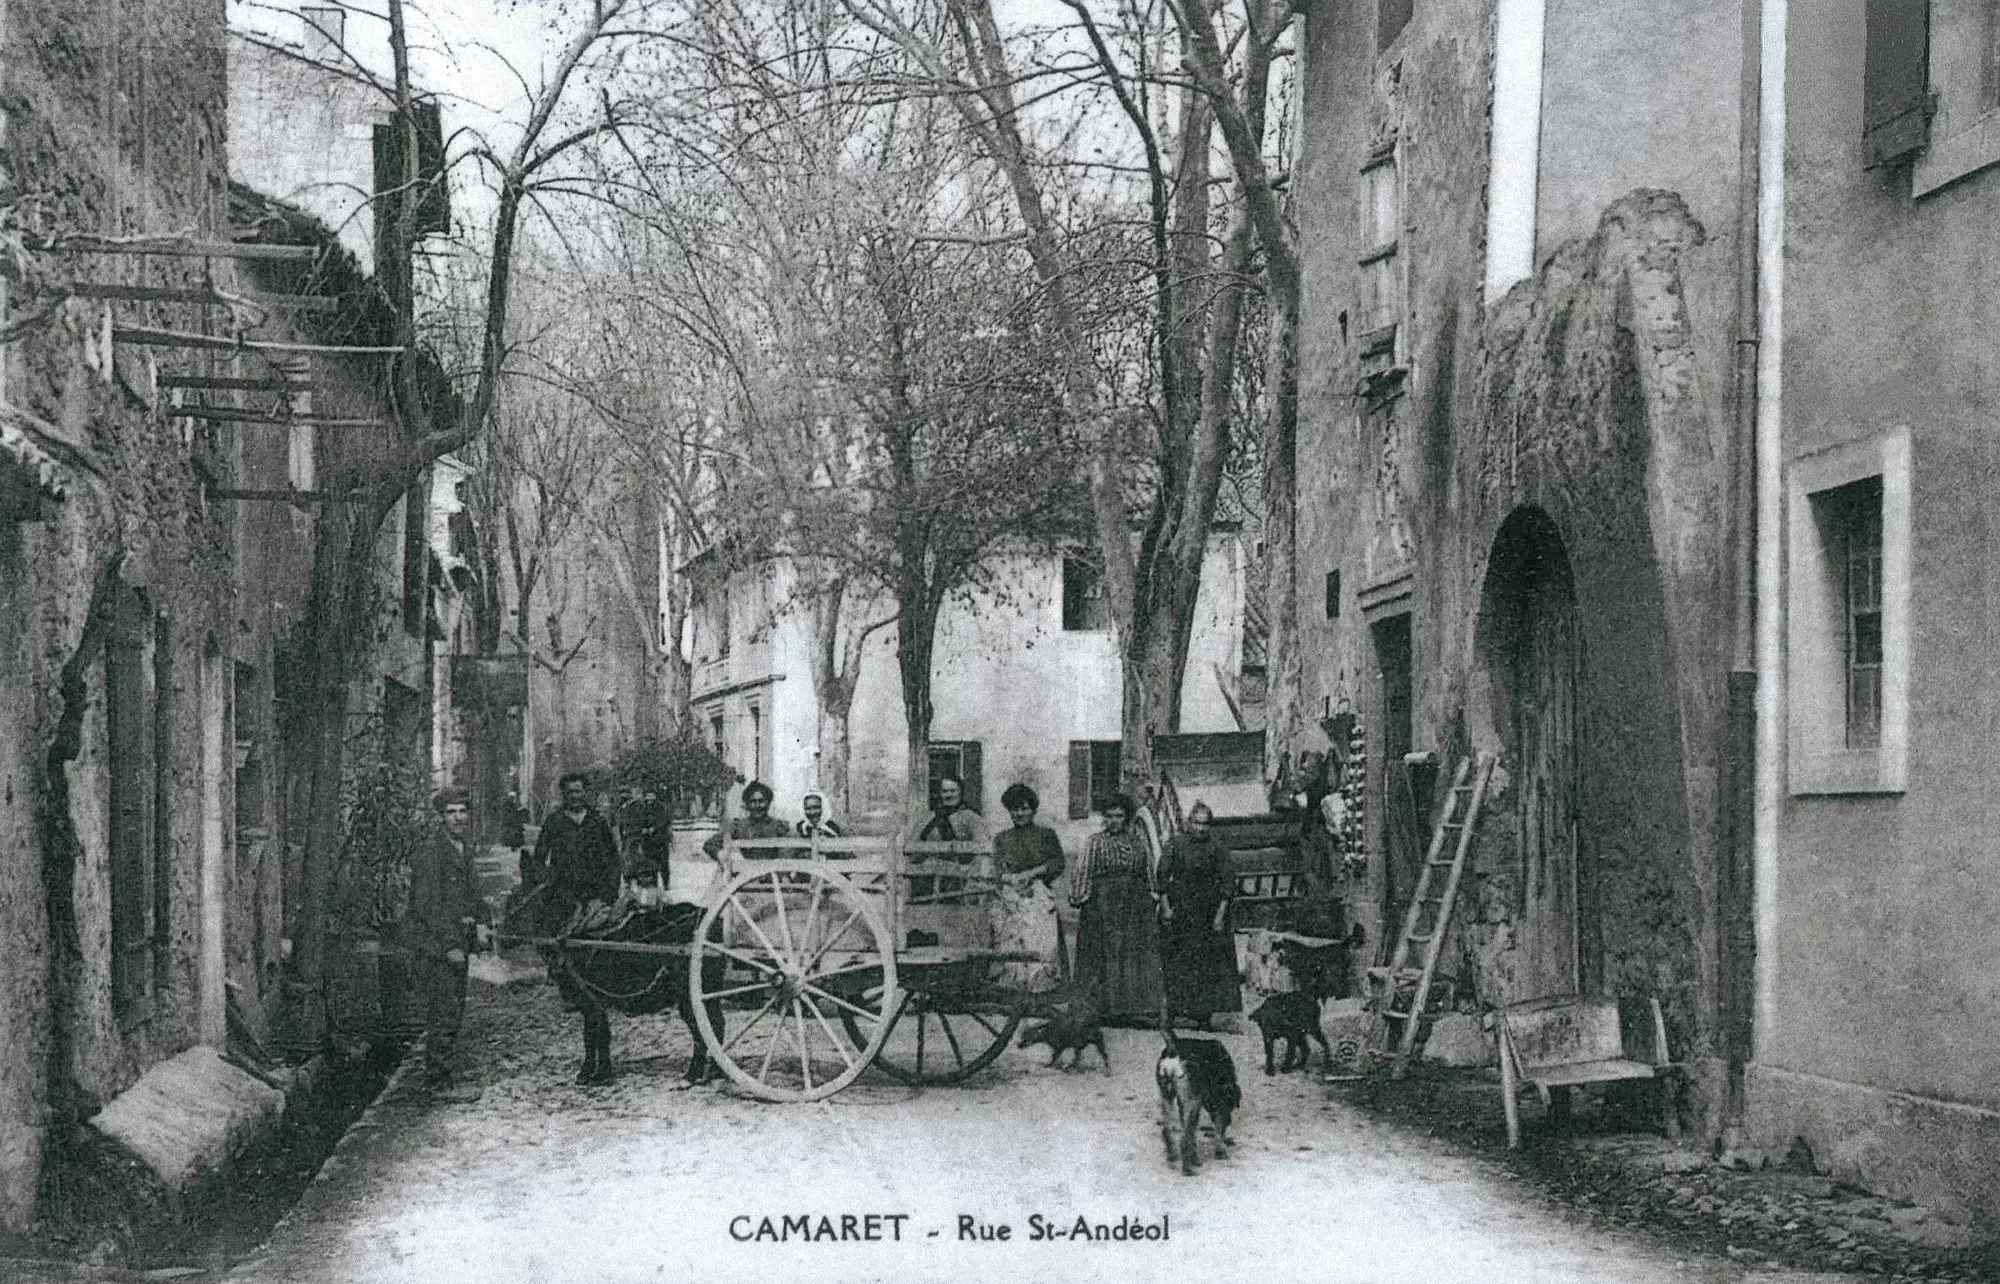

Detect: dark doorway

[1478,508,1583,998]
[1371,613,1424,958]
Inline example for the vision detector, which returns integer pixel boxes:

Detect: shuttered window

[107,581,159,1019]
[1066,740,1122,819]
[1864,0,1933,167]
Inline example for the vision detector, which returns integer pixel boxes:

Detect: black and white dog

[1156,1013,1241,1176]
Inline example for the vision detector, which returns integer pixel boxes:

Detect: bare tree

[284,0,666,1049]
[839,0,1295,785]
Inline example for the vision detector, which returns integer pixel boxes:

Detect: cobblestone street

[201,964,1873,1284]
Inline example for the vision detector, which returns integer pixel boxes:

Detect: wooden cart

[514,832,1042,1103]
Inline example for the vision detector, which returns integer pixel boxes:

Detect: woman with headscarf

[1157,801,1242,1029]
[795,791,845,839]
[1070,793,1165,1022]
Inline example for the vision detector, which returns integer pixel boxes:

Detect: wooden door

[1513,556,1580,998]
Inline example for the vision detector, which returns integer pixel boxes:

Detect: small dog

[1272,924,1367,1001]
[1018,1000,1111,1074]
[1248,992,1331,1075]
[1156,1017,1241,1176]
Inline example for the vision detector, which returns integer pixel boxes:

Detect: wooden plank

[171,405,385,429]
[158,375,312,392]
[70,282,341,312]
[42,236,319,263]
[206,487,366,504]
[1503,998,1625,1070]
[114,326,400,355]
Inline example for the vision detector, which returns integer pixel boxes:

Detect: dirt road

[219,969,1876,1284]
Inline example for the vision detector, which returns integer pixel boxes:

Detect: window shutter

[1096,741,1123,812]
[1864,0,1932,168]
[107,582,154,1015]
[1068,742,1091,819]
[961,741,984,813]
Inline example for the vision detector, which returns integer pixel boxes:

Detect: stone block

[1420,1013,1494,1067]
[88,1046,285,1194]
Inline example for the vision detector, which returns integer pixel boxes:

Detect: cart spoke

[707,940,784,977]
[800,992,857,1073]
[704,978,781,1003]
[756,1009,784,1082]
[806,957,887,985]
[769,873,798,965]
[799,980,891,1025]
[802,869,828,961]
[798,901,868,974]
[724,891,785,962]
[939,1013,967,1068]
[962,1010,1002,1040]
[722,990,785,1054]
[794,1002,814,1093]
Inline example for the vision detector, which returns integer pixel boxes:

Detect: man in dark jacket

[410,786,486,1103]
[532,772,622,1082]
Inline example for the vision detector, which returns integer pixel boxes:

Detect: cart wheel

[689,860,898,1102]
[843,985,1024,1085]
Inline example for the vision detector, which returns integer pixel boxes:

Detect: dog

[1017,993,1110,1073]
[1272,924,1367,1002]
[1248,992,1332,1075]
[1156,1016,1241,1176]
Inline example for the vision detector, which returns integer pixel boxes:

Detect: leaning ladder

[1368,752,1497,1078]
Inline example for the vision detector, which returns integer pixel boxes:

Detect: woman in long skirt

[1070,793,1165,1022]
[1157,801,1242,1028]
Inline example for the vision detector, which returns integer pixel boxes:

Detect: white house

[686,532,1255,852]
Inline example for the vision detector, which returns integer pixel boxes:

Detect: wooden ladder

[1368,751,1497,1078]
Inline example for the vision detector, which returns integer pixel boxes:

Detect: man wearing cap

[409,786,487,1103]
[702,782,791,862]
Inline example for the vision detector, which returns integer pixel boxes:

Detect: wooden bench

[1490,995,1680,1149]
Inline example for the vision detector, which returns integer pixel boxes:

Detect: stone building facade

[1291,0,1996,1217]
[0,0,237,1232]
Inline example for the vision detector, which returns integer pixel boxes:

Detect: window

[1358,144,1402,358]
[1787,429,1911,794]
[1067,740,1122,820]
[1061,554,1110,631]
[108,581,165,1019]
[1913,0,2000,195]
[1864,0,1933,168]
[1378,0,1413,51]
[927,741,984,814]
[747,701,771,785]
[1831,477,1885,748]
[1325,569,1343,621]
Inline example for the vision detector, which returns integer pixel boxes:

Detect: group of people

[698,774,1239,1029]
[404,768,1245,1099]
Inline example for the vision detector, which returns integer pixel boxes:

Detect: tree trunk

[1262,281,1301,771]
[289,491,396,1051]
[895,599,937,823]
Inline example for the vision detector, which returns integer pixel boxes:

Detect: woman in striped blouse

[1069,793,1165,1022]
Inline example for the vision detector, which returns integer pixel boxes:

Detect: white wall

[693,535,1247,852]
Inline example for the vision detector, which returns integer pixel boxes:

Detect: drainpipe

[1752,0,1788,1074]
[1721,0,1765,1134]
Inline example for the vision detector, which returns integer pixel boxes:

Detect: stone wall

[0,0,233,1233]
[1294,1,1737,1131]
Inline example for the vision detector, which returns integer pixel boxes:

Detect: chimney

[301,6,345,63]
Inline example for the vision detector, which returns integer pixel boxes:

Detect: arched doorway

[1477,508,1582,999]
